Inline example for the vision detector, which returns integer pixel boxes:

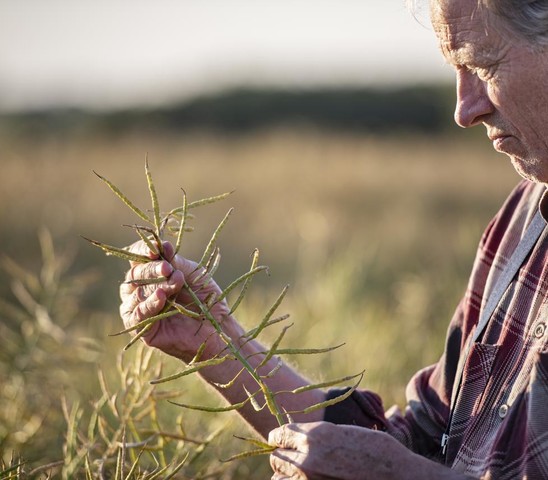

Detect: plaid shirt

[325,180,548,479]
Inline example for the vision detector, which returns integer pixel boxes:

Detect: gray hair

[407,0,548,45]
[486,0,548,45]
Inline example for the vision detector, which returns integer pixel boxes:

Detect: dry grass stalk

[84,158,363,459]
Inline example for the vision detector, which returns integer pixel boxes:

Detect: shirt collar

[540,187,548,222]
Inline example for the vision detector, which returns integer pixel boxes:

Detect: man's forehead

[430,0,481,20]
[431,0,486,39]
[431,0,494,61]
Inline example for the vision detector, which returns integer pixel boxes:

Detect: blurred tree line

[0,84,456,136]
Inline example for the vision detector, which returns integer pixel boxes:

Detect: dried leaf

[150,357,229,384]
[94,170,150,223]
[217,265,269,304]
[169,190,235,211]
[174,189,187,256]
[243,285,289,342]
[221,446,276,463]
[110,308,179,336]
[295,371,364,415]
[258,324,293,368]
[243,314,290,340]
[194,246,221,285]
[232,435,272,449]
[229,248,260,314]
[168,398,249,413]
[260,383,282,422]
[262,358,284,379]
[171,302,201,319]
[123,323,153,350]
[290,371,365,394]
[123,448,145,480]
[243,385,264,412]
[145,156,162,236]
[81,237,151,263]
[265,343,345,357]
[211,368,245,389]
[197,208,233,269]
[124,276,168,286]
[128,224,159,256]
[162,452,190,479]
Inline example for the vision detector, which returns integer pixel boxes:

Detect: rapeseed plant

[84,158,363,459]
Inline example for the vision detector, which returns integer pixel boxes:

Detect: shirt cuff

[324,387,388,431]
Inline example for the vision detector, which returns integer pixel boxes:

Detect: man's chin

[510,155,548,184]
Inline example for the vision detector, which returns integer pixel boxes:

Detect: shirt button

[534,323,546,339]
[499,404,509,419]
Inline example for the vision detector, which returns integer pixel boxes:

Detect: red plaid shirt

[325,180,548,479]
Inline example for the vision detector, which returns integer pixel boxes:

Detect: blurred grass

[0,126,519,477]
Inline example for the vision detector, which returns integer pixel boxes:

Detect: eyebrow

[441,41,492,68]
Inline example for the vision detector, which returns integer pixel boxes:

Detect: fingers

[124,240,214,293]
[121,257,184,294]
[269,424,309,450]
[133,288,167,320]
[121,267,184,308]
[119,284,147,319]
[125,239,161,264]
[271,471,302,480]
[119,239,226,335]
[120,288,167,331]
[161,241,175,261]
[124,259,174,285]
[125,239,188,267]
[269,424,310,480]
[119,255,185,329]
[270,449,307,480]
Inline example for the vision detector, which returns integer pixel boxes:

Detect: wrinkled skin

[268,422,471,480]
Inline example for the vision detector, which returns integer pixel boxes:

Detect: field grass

[0,126,519,477]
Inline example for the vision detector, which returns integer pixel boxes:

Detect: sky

[0,0,453,112]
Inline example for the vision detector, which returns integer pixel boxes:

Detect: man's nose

[454,68,494,128]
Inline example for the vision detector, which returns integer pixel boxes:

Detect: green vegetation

[85,160,361,429]
[0,119,518,477]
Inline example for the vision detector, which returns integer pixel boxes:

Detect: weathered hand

[269,422,378,480]
[268,422,465,480]
[119,240,236,362]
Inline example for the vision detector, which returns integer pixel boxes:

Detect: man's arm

[119,240,325,438]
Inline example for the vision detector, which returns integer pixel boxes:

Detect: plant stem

[183,284,286,426]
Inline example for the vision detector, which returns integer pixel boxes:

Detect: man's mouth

[488,130,514,152]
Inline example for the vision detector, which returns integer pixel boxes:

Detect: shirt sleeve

[325,181,539,465]
[324,299,466,461]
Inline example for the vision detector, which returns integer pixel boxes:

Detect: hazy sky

[0,0,453,111]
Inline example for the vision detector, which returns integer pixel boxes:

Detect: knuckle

[135,301,151,320]
[125,264,141,282]
[119,302,132,323]
[133,286,146,302]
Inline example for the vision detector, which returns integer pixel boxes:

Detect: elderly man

[120,0,548,478]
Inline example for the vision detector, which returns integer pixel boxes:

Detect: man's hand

[119,240,236,362]
[268,422,471,480]
[118,240,326,438]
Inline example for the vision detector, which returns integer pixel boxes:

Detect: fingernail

[158,262,173,276]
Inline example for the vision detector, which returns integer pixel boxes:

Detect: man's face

[431,0,548,184]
